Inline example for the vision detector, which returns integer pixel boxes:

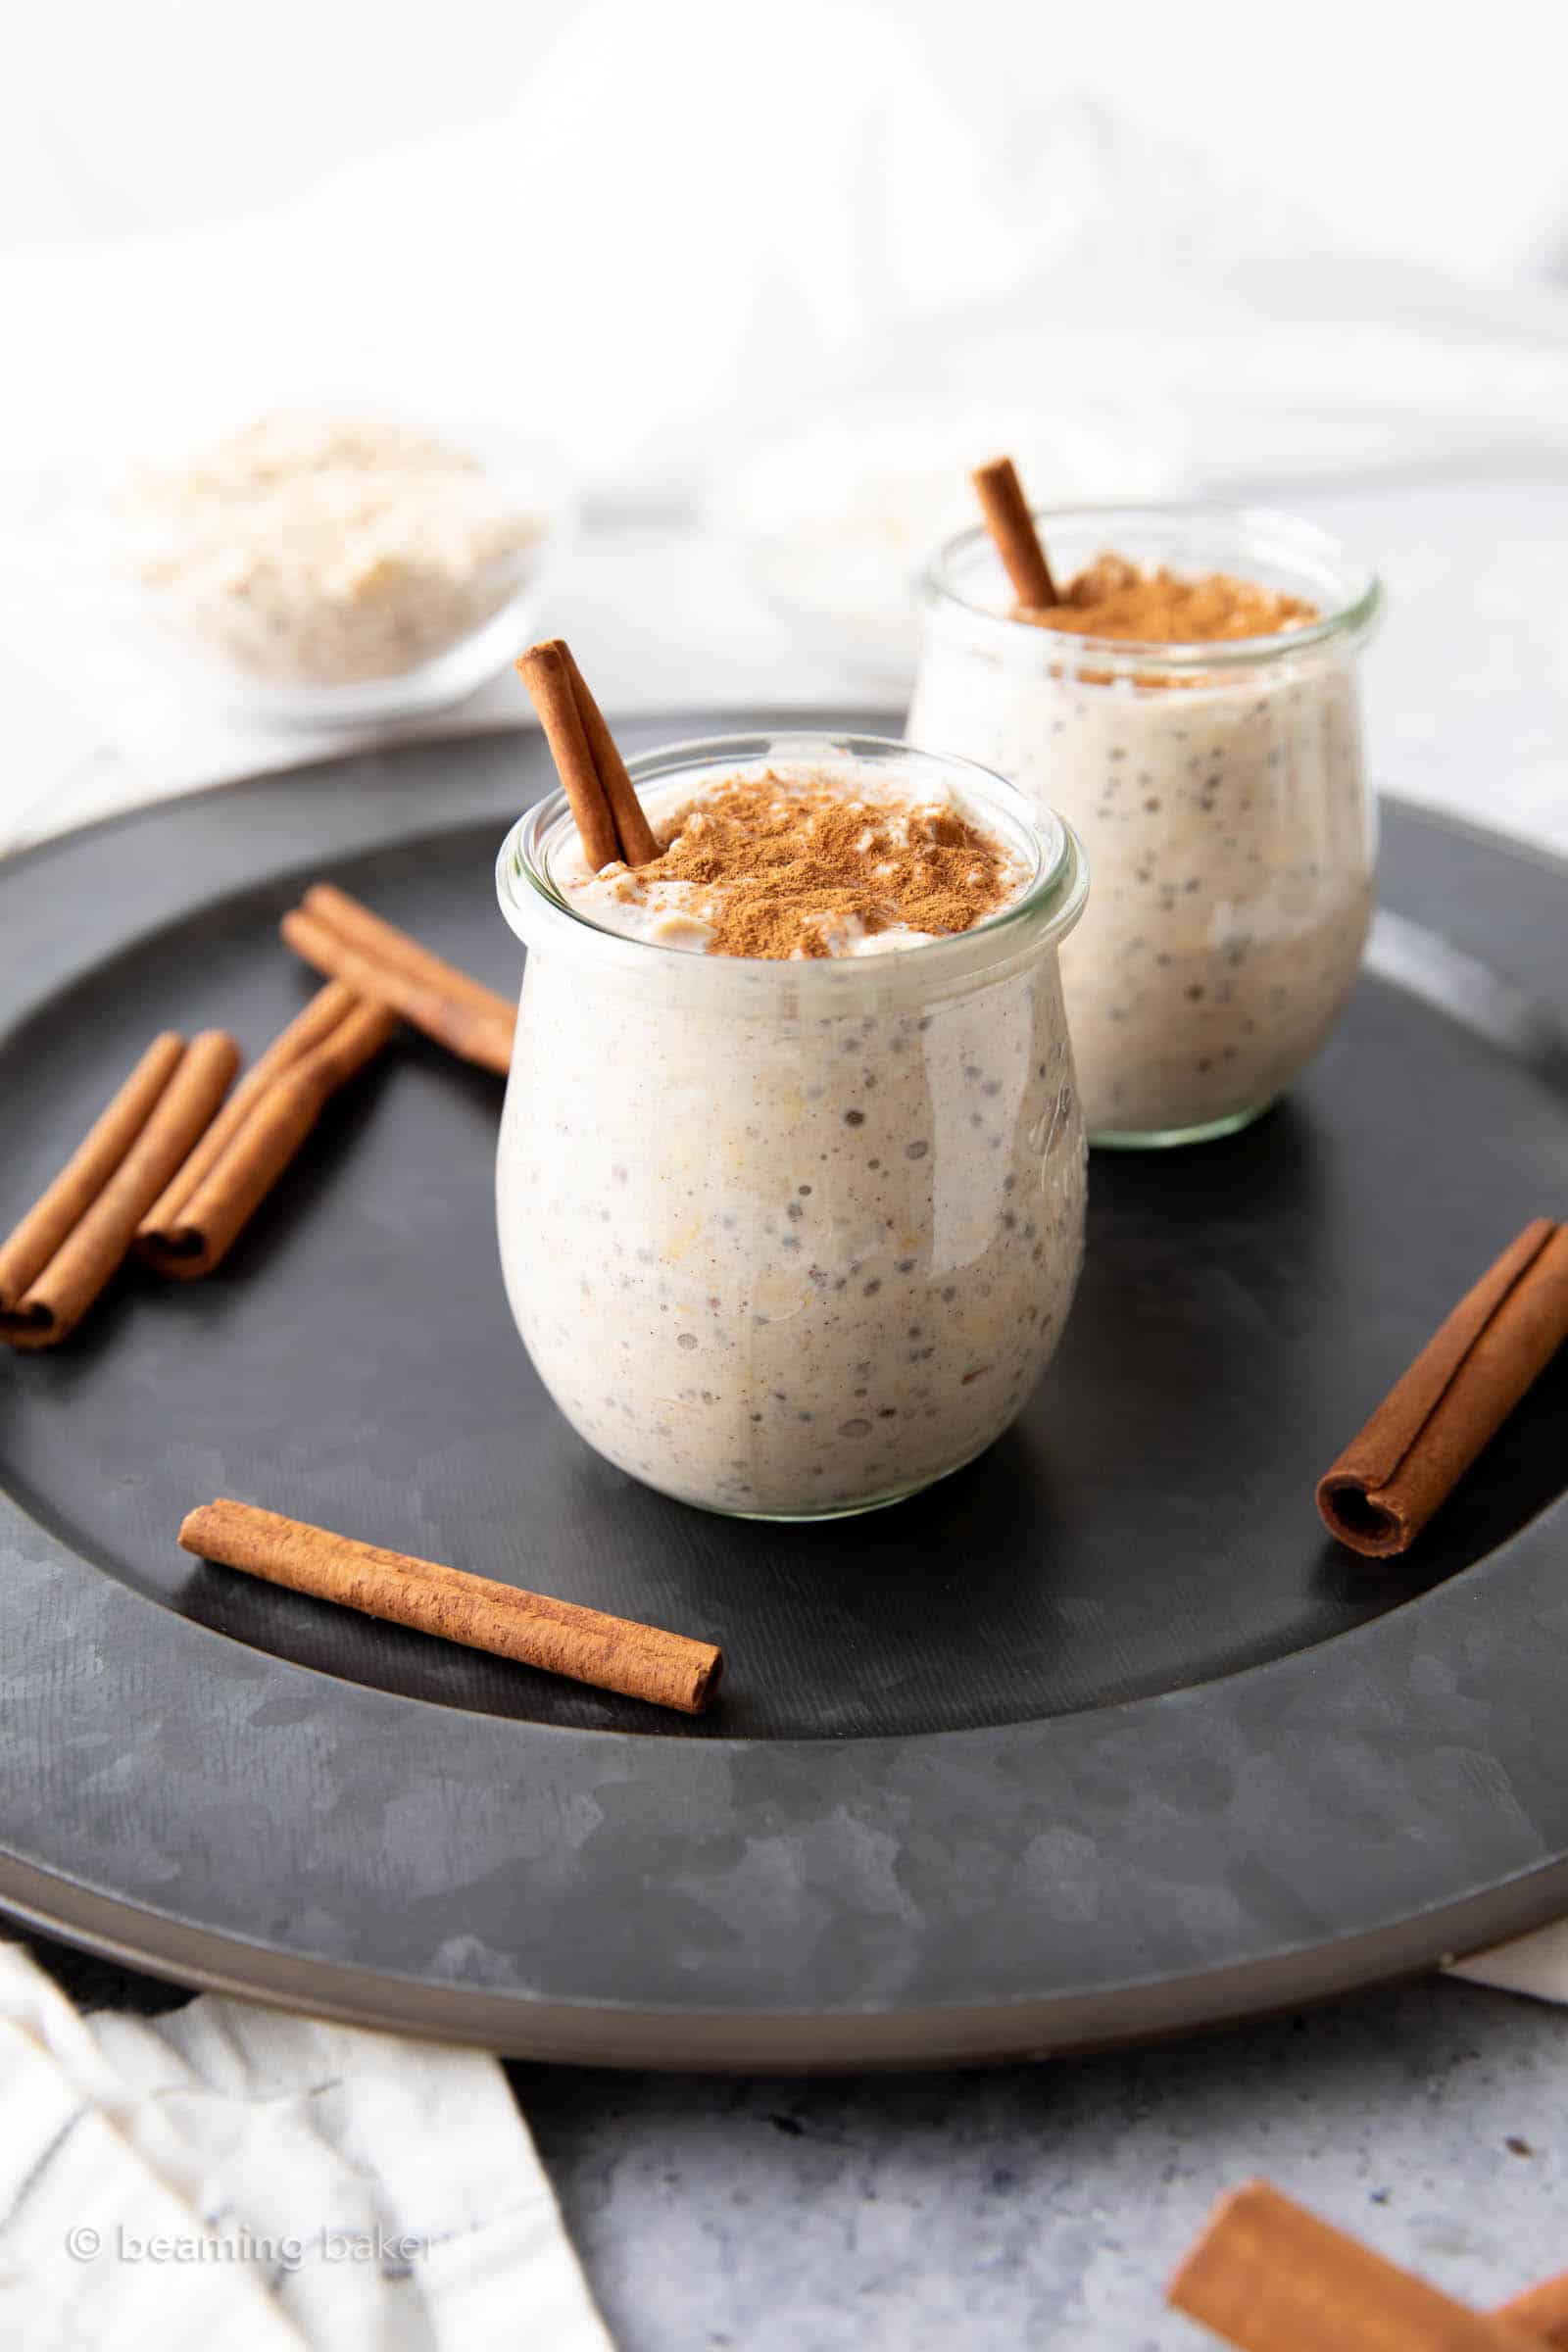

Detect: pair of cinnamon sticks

[1172,2178,1568,2349]
[0,1032,239,1347]
[223,886,512,1258]
[283,882,515,1075]
[138,984,396,1282]
[0,885,516,1348]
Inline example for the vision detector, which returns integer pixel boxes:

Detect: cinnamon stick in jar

[515,638,658,869]
[1316,1219,1568,1557]
[972,455,1057,609]
[0,1031,239,1348]
[178,1498,724,1714]
[559,642,659,866]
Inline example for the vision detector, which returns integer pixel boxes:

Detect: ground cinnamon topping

[1018,552,1319,644]
[596,772,1020,959]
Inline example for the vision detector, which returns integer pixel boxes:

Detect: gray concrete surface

[518,1975,1567,2348]
[32,1932,1567,2344]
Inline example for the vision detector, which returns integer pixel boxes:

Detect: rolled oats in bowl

[119,411,568,725]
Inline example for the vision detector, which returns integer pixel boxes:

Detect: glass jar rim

[919,501,1382,676]
[496,730,1089,994]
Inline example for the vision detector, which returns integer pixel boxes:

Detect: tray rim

[3,723,1566,2068]
[6,1844,1568,2071]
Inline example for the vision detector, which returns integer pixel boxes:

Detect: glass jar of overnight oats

[495,734,1089,1520]
[908,506,1381,1147]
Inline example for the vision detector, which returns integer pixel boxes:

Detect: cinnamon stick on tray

[281,883,515,1074]
[1168,2180,1535,2351]
[972,455,1057,609]
[1316,1217,1568,1557]
[138,984,397,1278]
[0,1031,238,1349]
[179,1499,724,1715]
[515,638,659,870]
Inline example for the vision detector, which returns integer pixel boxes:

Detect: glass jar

[495,733,1090,1520]
[908,505,1381,1147]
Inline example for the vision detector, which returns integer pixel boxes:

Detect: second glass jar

[908,504,1381,1146]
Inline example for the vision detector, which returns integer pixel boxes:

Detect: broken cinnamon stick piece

[1317,1218,1568,1557]
[178,1498,723,1714]
[1496,2275,1568,2346]
[0,1032,239,1348]
[1497,2278,1568,2346]
[138,992,397,1277]
[1168,2180,1533,2351]
[972,455,1057,608]
[280,888,514,1074]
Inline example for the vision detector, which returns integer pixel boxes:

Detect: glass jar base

[647,1437,1001,1524]
[1089,1100,1275,1151]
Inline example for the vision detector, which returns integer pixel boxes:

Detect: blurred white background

[8,0,1567,277]
[2,0,1566,846]
[7,0,1568,486]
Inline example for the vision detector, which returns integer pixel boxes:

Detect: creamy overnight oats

[495,735,1089,1518]
[908,505,1380,1145]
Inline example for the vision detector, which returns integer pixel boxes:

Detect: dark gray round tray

[2,717,1566,2068]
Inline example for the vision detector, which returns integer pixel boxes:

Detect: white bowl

[712,408,1189,690]
[110,409,575,731]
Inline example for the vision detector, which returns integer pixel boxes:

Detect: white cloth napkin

[0,1942,612,2351]
[1449,1921,1568,2003]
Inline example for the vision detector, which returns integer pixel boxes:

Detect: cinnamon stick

[972,455,1057,608]
[516,639,618,870]
[300,887,513,1023]
[0,1032,239,1348]
[0,1034,185,1311]
[280,885,514,1074]
[138,984,355,1250]
[560,641,659,865]
[1168,2180,1534,2351]
[178,1498,723,1714]
[138,989,398,1277]
[515,638,657,869]
[1317,1218,1568,1556]
[1497,2277,1568,2345]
